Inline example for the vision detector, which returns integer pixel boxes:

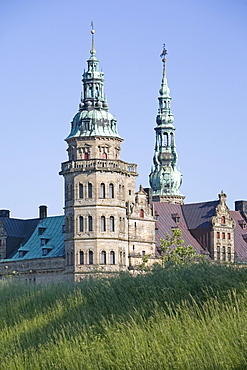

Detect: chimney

[39,205,47,220]
[0,210,10,218]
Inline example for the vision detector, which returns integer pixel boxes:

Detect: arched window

[222,232,225,239]
[79,251,84,265]
[79,183,83,199]
[163,133,168,147]
[101,251,106,264]
[102,152,107,159]
[88,216,93,231]
[100,183,106,198]
[101,216,106,232]
[140,209,144,218]
[221,216,225,224]
[84,152,89,159]
[89,250,93,264]
[110,251,115,265]
[88,183,92,198]
[110,216,115,232]
[79,216,84,232]
[109,183,114,198]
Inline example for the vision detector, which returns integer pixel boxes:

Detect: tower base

[152,195,185,205]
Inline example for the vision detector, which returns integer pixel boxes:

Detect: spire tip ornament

[90,20,95,54]
[160,44,168,67]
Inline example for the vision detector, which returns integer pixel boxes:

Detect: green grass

[1,263,247,369]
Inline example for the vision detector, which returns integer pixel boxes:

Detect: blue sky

[1,0,247,218]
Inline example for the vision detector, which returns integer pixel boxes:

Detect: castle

[1,29,247,283]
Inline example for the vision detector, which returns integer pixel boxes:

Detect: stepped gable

[153,202,204,254]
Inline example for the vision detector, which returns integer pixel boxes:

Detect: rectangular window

[0,240,2,246]
[217,246,220,260]
[228,233,231,239]
[216,232,220,239]
[222,232,225,239]
[227,247,231,262]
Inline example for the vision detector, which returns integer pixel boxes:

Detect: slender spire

[66,23,121,140]
[149,45,184,204]
[90,19,96,56]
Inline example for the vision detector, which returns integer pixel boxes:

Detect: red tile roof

[230,211,247,261]
[153,203,205,255]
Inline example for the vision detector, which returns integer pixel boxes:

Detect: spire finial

[160,44,168,69]
[90,19,95,54]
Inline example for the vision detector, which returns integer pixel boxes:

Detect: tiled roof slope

[2,218,40,240]
[230,211,247,261]
[182,201,219,229]
[10,216,65,261]
[153,203,204,254]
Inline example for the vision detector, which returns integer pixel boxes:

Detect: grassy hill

[0,263,247,369]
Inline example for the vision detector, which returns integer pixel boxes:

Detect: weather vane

[160,44,168,67]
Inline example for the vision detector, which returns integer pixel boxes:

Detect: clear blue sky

[1,0,247,219]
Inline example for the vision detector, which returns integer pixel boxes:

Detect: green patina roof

[66,28,121,141]
[9,216,65,261]
[149,45,183,197]
[67,109,121,140]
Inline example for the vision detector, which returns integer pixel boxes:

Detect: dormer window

[238,220,246,229]
[38,227,46,235]
[40,238,49,246]
[172,213,180,223]
[19,250,27,258]
[242,234,247,243]
[221,216,226,224]
[42,248,51,256]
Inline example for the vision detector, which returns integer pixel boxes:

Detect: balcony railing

[61,159,137,174]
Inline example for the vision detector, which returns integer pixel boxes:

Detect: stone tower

[149,45,184,204]
[60,26,155,279]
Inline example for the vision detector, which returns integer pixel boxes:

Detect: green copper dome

[67,109,119,138]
